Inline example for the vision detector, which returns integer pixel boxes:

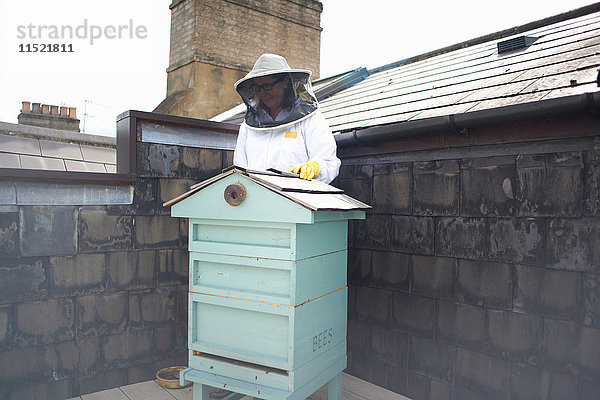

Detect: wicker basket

[156,366,191,389]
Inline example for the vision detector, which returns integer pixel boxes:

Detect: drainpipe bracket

[585,92,600,117]
[446,115,469,137]
[352,130,367,146]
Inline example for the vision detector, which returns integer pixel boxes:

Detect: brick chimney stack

[154,0,323,120]
[18,101,80,132]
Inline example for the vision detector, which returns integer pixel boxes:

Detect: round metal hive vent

[224,182,246,206]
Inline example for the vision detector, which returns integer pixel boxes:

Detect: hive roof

[163,166,371,211]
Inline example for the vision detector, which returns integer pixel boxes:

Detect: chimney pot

[68,107,77,119]
[50,105,59,115]
[60,106,68,117]
[32,103,41,113]
[21,101,31,113]
[41,104,50,114]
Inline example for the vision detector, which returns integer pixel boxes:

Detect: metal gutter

[335,91,600,147]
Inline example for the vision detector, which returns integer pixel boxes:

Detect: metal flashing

[0,182,16,205]
[13,182,133,205]
[314,68,370,101]
[140,120,237,150]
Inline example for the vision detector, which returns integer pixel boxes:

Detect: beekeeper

[233,53,340,183]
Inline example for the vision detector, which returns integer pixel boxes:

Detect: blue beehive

[165,166,370,400]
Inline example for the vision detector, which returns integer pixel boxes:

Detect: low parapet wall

[336,102,600,400]
[0,112,238,399]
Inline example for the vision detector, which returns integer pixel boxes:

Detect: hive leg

[192,383,210,400]
[327,372,342,400]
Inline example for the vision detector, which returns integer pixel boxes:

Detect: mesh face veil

[236,72,318,129]
[234,54,318,129]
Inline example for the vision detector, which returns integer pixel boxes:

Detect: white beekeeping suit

[233,54,340,183]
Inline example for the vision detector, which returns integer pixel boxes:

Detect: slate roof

[214,5,600,134]
[0,121,116,173]
[163,166,371,211]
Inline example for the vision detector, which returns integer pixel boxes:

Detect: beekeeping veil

[235,54,319,129]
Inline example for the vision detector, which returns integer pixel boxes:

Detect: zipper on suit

[265,130,273,167]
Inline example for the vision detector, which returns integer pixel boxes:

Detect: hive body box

[167,168,368,400]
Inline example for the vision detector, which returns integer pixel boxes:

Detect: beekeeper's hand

[288,161,321,180]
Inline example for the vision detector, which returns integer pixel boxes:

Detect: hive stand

[181,370,342,400]
[166,167,369,400]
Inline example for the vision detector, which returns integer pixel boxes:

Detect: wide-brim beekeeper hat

[235,53,318,129]
[234,53,312,89]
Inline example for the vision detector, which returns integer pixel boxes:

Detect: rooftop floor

[66,373,410,400]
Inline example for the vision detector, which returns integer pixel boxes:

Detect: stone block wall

[168,0,322,75]
[337,144,600,400]
[0,139,233,399]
